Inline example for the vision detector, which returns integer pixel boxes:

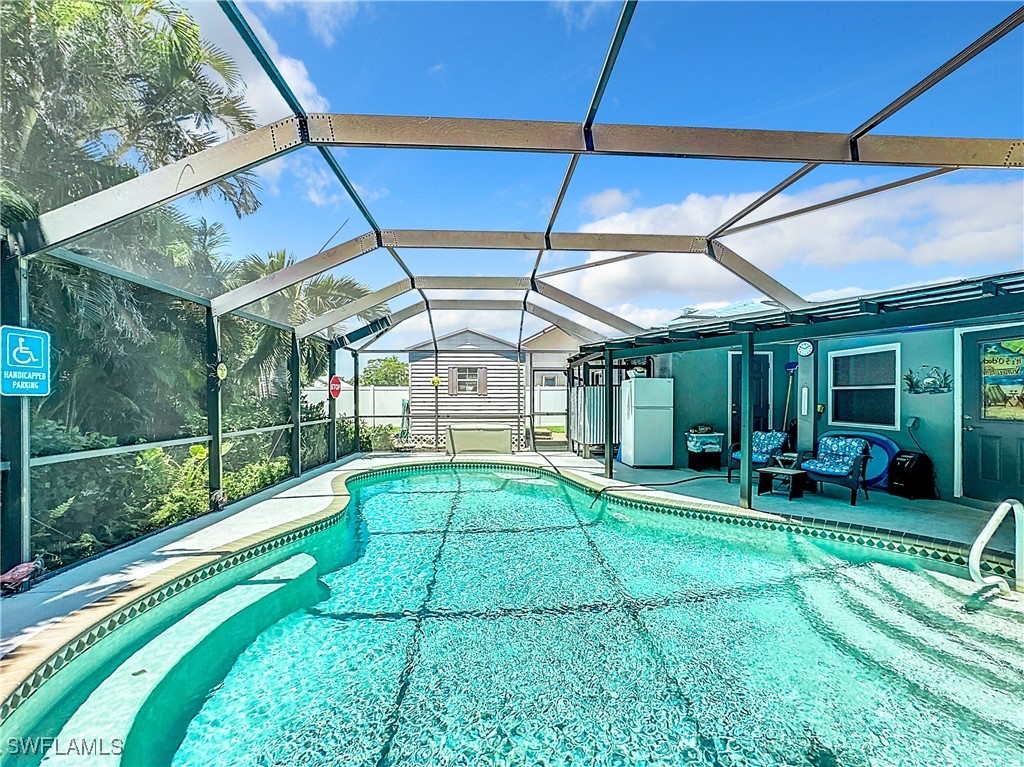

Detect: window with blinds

[828,344,900,429]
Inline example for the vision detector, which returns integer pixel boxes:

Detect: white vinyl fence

[302,385,566,430]
[302,385,408,427]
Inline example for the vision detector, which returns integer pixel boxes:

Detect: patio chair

[797,436,871,506]
[727,430,788,483]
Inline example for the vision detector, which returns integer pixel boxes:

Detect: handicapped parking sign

[1,326,51,397]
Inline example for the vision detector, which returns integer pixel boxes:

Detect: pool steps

[797,577,1024,738]
[38,554,320,767]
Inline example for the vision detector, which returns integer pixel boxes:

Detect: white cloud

[551,0,604,30]
[580,188,637,217]
[610,304,680,328]
[427,63,446,78]
[353,182,390,203]
[256,0,360,48]
[553,177,1024,307]
[292,159,343,207]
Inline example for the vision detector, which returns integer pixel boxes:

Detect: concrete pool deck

[1,451,1020,722]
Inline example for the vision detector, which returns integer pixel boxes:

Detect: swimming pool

[11,464,1024,766]
[163,465,1022,767]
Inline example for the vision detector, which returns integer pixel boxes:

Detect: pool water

[172,466,1024,767]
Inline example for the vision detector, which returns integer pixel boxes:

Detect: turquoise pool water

[171,466,1024,767]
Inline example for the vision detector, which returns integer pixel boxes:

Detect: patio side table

[756,467,808,500]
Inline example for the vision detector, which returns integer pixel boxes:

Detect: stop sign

[329,375,343,399]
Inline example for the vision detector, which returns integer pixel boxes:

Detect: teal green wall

[659,330,960,498]
[662,343,794,468]
[815,328,956,499]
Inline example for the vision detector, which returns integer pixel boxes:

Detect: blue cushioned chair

[797,436,871,506]
[727,430,788,483]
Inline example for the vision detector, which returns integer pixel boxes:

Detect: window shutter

[478,367,487,396]
[448,367,457,396]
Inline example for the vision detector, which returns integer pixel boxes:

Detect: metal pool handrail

[968,498,1023,598]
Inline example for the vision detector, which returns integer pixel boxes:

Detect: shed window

[457,367,479,393]
[828,344,900,429]
[542,375,557,387]
[449,367,487,395]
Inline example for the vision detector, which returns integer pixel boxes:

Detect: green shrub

[223,457,290,502]
[146,445,210,528]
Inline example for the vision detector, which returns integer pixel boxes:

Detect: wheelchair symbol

[5,333,44,369]
[11,337,38,365]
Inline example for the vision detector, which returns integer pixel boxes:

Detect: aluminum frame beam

[415,276,530,290]
[13,117,305,256]
[429,299,524,311]
[708,241,810,310]
[526,304,605,343]
[849,6,1024,140]
[704,9,1024,238]
[212,232,377,316]
[538,251,651,278]
[295,278,412,338]
[718,168,955,237]
[304,115,1023,168]
[16,119,1021,257]
[533,280,645,335]
[210,229,711,321]
[355,301,427,349]
[355,299,605,348]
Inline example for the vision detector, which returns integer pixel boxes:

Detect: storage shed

[407,329,525,447]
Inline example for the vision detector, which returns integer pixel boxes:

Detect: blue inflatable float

[817,429,902,488]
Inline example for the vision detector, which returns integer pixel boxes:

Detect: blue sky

[175,0,1024,358]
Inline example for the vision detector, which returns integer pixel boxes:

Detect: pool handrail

[968,498,1023,597]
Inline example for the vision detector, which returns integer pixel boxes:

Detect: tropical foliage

[2,1,386,569]
[355,356,410,387]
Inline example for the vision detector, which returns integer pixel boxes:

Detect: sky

[171,0,1024,368]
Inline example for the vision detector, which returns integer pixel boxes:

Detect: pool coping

[0,456,1015,725]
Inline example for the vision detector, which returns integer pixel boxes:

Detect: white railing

[968,498,1023,598]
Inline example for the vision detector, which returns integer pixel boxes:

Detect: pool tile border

[0,457,1014,725]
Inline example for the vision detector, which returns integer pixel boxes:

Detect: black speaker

[887,451,935,500]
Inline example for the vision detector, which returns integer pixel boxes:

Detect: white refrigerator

[620,378,674,467]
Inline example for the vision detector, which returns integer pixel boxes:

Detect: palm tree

[226,250,390,389]
[1,0,260,220]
